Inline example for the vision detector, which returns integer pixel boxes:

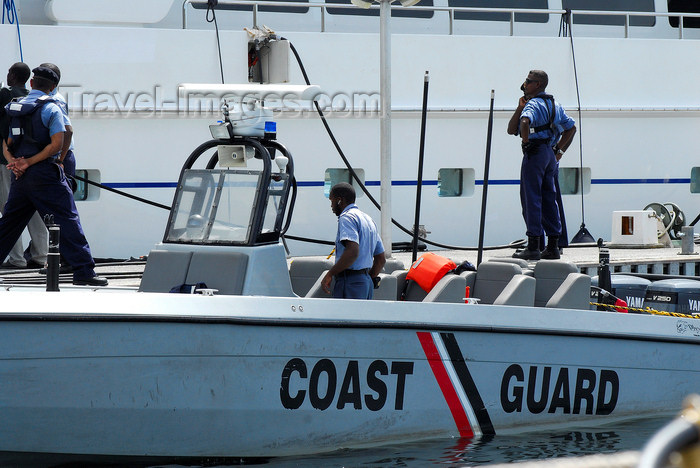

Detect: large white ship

[1,0,700,258]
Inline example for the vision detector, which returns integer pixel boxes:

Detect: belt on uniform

[341,268,370,276]
[527,138,550,146]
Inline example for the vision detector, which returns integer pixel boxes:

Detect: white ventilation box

[610,210,658,246]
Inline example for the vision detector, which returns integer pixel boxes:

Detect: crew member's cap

[32,66,59,85]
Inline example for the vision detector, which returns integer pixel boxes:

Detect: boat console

[139,91,310,297]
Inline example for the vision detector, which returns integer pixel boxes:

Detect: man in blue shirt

[507,70,577,260]
[322,183,386,299]
[0,66,107,286]
[0,62,48,269]
[41,63,77,186]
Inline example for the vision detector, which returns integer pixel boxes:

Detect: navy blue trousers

[333,271,373,299]
[537,166,569,248]
[0,159,95,279]
[554,168,568,247]
[63,149,75,179]
[519,143,561,238]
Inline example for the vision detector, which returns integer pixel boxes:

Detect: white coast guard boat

[0,104,698,460]
[3,1,700,258]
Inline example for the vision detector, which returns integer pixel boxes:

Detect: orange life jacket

[406,253,456,293]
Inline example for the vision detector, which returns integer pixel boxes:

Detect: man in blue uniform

[322,183,386,299]
[40,63,76,185]
[0,66,107,286]
[507,70,577,260]
[0,62,48,269]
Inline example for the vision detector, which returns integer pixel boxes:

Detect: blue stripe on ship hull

[103,179,691,189]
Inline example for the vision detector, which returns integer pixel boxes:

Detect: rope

[72,174,171,211]
[2,0,23,61]
[590,301,700,319]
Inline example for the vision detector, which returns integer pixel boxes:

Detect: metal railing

[183,0,700,39]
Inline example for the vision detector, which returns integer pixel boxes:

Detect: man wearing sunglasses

[507,70,576,261]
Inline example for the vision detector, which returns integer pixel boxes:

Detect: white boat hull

[0,292,697,457]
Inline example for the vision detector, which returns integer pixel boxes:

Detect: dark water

[169,416,667,468]
[0,416,668,467]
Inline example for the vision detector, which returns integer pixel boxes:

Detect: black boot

[540,236,561,260]
[513,236,541,260]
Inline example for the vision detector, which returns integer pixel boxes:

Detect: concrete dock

[1,243,699,289]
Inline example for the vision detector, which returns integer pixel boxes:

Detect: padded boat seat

[487,257,529,269]
[534,260,590,309]
[305,270,331,298]
[486,257,534,276]
[383,258,405,274]
[462,261,535,306]
[289,258,334,297]
[423,274,467,303]
[374,273,398,300]
[533,260,578,306]
[395,269,468,304]
[545,273,591,310]
[139,250,248,295]
[185,251,248,295]
[393,270,427,302]
[139,250,193,292]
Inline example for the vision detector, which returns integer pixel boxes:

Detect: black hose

[638,417,700,468]
[283,234,334,246]
[72,174,171,211]
[283,38,522,252]
[206,0,226,84]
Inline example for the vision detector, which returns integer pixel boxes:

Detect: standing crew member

[322,182,386,299]
[40,63,76,186]
[39,62,77,188]
[0,62,48,269]
[40,62,76,274]
[0,66,107,286]
[507,70,576,260]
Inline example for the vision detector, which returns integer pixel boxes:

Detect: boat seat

[395,269,467,303]
[487,257,529,269]
[487,257,534,276]
[383,258,405,274]
[462,261,535,306]
[289,258,334,297]
[533,260,588,309]
[374,272,398,300]
[304,270,332,298]
[423,274,467,303]
[184,251,249,295]
[393,270,428,302]
[138,250,193,292]
[545,273,592,310]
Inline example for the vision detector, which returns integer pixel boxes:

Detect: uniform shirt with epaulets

[519,92,575,146]
[335,203,385,270]
[9,89,65,158]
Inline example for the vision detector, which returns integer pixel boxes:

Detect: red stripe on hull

[416,331,474,438]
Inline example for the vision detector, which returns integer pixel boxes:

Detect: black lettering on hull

[500,365,619,416]
[280,358,414,411]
